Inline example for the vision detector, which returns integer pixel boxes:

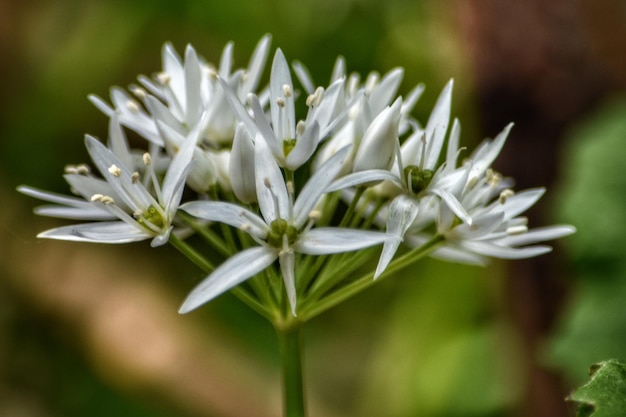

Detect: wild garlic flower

[179,138,393,315]
[89,35,272,148]
[19,118,196,247]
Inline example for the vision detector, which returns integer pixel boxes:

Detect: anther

[108,165,122,177]
[240,223,251,232]
[157,72,171,85]
[276,97,286,108]
[247,93,255,107]
[131,172,140,184]
[143,153,152,166]
[100,196,115,204]
[499,189,514,204]
[296,120,306,136]
[364,72,380,95]
[131,86,147,99]
[282,84,293,98]
[308,210,322,220]
[286,181,294,195]
[206,67,217,79]
[64,165,79,175]
[90,194,104,202]
[506,225,528,235]
[76,164,90,175]
[126,100,140,113]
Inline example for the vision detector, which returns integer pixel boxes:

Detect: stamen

[308,210,321,220]
[283,84,293,98]
[64,165,79,175]
[90,194,104,202]
[506,225,528,235]
[247,93,255,107]
[206,67,218,80]
[276,97,286,108]
[348,104,360,121]
[131,86,147,99]
[131,172,140,184]
[240,223,251,232]
[76,164,90,175]
[499,189,514,204]
[126,100,140,113]
[364,72,380,95]
[264,177,282,219]
[143,153,152,166]
[157,72,171,85]
[296,120,306,136]
[108,165,122,177]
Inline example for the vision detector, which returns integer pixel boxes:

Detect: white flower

[19,120,196,247]
[179,138,393,315]
[221,49,345,170]
[89,35,272,147]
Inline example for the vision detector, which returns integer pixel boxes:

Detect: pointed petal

[293,228,391,255]
[179,246,277,313]
[279,251,298,316]
[470,123,513,179]
[218,41,234,78]
[375,195,420,277]
[424,79,453,169]
[217,77,259,137]
[269,49,295,138]
[242,34,272,96]
[161,126,197,211]
[369,68,404,114]
[180,201,267,239]
[285,121,319,170]
[461,240,552,259]
[430,187,472,225]
[230,124,257,203]
[255,136,290,223]
[184,44,202,126]
[496,225,576,247]
[38,221,149,243]
[292,145,350,228]
[292,60,315,94]
[328,169,403,192]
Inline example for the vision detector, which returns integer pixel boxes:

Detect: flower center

[137,205,165,230]
[404,165,434,194]
[267,218,298,248]
[283,138,297,157]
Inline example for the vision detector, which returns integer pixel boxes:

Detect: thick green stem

[276,325,306,417]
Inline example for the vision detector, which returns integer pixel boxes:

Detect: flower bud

[230,123,257,203]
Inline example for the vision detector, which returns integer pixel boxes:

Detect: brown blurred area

[458,1,626,416]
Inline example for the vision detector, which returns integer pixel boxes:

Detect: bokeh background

[2,0,626,416]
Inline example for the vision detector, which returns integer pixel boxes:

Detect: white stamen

[108,164,122,177]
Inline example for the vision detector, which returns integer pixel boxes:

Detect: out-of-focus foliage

[567,360,626,417]
[550,98,626,383]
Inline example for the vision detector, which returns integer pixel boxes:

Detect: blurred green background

[2,0,626,416]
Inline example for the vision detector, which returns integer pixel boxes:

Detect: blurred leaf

[567,360,626,417]
[549,97,626,383]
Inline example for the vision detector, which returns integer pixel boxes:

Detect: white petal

[107,116,134,169]
[255,135,290,223]
[269,49,295,139]
[375,195,420,277]
[184,44,202,126]
[38,221,149,243]
[279,251,297,316]
[470,123,513,179]
[179,246,277,314]
[242,34,272,96]
[369,68,404,114]
[292,60,315,94]
[328,169,403,192]
[292,146,350,228]
[217,77,259,137]
[461,240,552,259]
[285,121,319,170]
[501,188,545,220]
[230,124,257,203]
[496,225,576,247]
[293,228,391,255]
[424,79,453,169]
[161,126,196,212]
[430,187,472,225]
[180,201,267,238]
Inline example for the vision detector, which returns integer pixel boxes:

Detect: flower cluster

[19,35,574,320]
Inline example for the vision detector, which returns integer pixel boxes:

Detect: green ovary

[267,218,298,248]
[283,139,297,157]
[404,165,434,194]
[138,205,165,229]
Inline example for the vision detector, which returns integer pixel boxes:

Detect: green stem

[301,235,445,321]
[168,233,215,272]
[276,324,306,417]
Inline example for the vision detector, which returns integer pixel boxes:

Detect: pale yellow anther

[206,67,218,79]
[131,172,140,184]
[133,209,143,219]
[143,153,152,166]
[76,164,90,175]
[64,165,79,175]
[499,189,515,204]
[90,194,104,202]
[286,181,295,195]
[100,196,115,205]
[348,104,360,121]
[283,84,293,98]
[131,86,147,99]
[108,164,122,177]
[247,93,255,107]
[240,223,251,232]
[308,210,322,220]
[276,97,286,108]
[126,100,140,113]
[364,72,380,95]
[506,225,528,235]
[157,72,171,85]
[296,120,306,136]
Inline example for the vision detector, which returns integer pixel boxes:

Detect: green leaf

[567,360,626,417]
